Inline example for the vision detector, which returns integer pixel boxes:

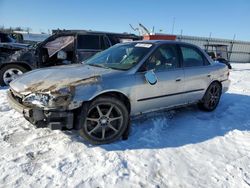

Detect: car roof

[52,29,140,37]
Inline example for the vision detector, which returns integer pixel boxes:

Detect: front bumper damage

[7,90,74,130]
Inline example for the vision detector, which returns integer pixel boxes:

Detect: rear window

[77,35,102,50]
[181,46,205,67]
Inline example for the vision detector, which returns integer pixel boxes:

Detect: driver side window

[142,44,179,72]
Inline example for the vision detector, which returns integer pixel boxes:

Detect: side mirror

[57,50,67,60]
[144,70,157,85]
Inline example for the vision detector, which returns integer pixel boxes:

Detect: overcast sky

[0,0,249,41]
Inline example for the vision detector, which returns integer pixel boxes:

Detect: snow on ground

[0,63,250,188]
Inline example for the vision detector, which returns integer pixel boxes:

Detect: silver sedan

[7,41,230,144]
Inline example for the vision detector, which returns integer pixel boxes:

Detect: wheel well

[0,62,32,71]
[93,92,131,113]
[202,80,222,99]
[211,80,222,89]
[73,92,131,130]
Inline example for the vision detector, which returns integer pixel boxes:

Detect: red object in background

[143,34,176,40]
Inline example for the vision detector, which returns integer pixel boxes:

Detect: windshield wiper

[87,64,110,69]
[105,66,125,71]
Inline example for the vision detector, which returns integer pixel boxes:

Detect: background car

[7,41,230,144]
[0,30,141,86]
[204,44,232,69]
[0,32,29,62]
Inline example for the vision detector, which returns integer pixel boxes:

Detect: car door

[76,34,110,63]
[134,44,185,114]
[179,44,213,103]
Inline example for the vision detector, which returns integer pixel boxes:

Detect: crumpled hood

[10,64,111,94]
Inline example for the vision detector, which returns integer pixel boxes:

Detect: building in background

[144,34,250,63]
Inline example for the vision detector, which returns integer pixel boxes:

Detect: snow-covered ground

[0,63,250,188]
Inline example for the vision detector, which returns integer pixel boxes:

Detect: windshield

[85,42,154,70]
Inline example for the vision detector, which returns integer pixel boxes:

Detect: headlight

[23,87,72,108]
[23,93,52,107]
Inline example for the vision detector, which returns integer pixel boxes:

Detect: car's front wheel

[79,96,129,144]
[198,82,222,111]
[0,64,28,86]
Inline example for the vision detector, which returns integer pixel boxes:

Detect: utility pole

[179,29,183,41]
[208,32,212,46]
[171,17,175,34]
[229,34,236,61]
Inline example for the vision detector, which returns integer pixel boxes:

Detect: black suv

[0,32,29,62]
[0,30,141,86]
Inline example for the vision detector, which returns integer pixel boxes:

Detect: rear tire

[0,64,28,86]
[79,96,129,145]
[198,82,222,111]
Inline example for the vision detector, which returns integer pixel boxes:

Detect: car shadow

[70,92,250,151]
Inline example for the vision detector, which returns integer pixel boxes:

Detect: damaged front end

[8,74,101,130]
[8,88,75,130]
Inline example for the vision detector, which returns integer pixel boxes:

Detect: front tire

[198,82,222,111]
[0,64,28,86]
[79,96,129,145]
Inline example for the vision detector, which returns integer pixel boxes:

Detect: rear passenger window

[77,35,101,50]
[181,46,205,67]
[143,44,179,71]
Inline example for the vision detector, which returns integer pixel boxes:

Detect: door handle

[176,78,181,82]
[207,74,211,78]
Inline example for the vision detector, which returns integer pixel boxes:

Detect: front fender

[71,83,131,109]
[73,84,129,101]
[73,84,102,102]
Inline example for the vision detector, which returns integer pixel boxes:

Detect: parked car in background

[7,40,230,144]
[0,32,29,62]
[10,31,50,44]
[204,44,232,69]
[0,30,141,86]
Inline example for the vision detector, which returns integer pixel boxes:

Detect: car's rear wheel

[198,82,222,111]
[0,64,28,86]
[79,96,129,145]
